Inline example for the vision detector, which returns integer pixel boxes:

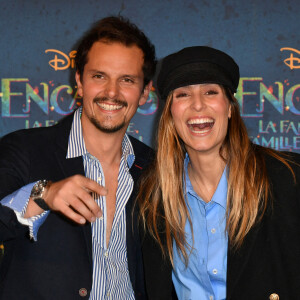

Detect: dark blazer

[142,150,300,300]
[0,113,154,300]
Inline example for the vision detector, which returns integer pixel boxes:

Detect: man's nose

[104,80,119,99]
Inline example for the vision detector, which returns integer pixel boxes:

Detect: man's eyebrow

[87,70,139,77]
[87,69,105,74]
[121,74,140,79]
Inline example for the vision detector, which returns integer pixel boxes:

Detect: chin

[91,117,126,133]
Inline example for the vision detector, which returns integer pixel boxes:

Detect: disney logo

[280,47,300,70]
[45,49,77,71]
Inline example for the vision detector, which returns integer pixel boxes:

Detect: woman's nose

[191,93,206,111]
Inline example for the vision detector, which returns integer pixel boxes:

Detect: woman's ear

[228,104,232,119]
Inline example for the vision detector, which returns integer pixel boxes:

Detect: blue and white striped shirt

[67,108,135,299]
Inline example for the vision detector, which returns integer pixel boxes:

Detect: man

[0,16,156,300]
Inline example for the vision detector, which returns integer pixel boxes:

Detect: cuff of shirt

[15,210,50,241]
[2,182,50,241]
[1,182,36,211]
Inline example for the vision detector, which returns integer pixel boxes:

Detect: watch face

[31,181,46,197]
[31,185,40,197]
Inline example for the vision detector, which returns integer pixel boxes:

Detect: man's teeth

[96,102,123,111]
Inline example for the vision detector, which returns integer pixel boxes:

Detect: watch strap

[33,197,50,211]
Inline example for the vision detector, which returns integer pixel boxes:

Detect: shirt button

[104,251,108,257]
[213,268,218,274]
[99,216,104,220]
[209,296,214,300]
[211,228,216,234]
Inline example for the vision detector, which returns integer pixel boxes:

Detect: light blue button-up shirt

[172,154,228,300]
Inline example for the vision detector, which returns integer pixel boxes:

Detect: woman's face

[170,83,231,156]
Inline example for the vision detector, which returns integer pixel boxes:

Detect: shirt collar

[66,107,135,168]
[184,153,228,209]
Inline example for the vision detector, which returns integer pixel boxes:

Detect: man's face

[76,41,151,135]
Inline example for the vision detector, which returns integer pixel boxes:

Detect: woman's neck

[187,150,226,203]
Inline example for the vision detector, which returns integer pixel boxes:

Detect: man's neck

[82,122,126,166]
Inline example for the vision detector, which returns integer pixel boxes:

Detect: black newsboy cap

[157,46,240,100]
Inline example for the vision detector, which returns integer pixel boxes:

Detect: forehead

[85,41,144,75]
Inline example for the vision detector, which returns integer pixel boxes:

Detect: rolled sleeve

[1,182,50,241]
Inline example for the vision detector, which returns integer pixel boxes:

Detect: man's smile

[96,102,124,111]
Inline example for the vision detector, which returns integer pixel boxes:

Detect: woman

[139,46,300,300]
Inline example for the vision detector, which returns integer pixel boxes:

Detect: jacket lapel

[126,136,153,299]
[126,161,142,290]
[53,113,93,271]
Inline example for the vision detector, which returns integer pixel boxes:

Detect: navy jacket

[142,149,300,300]
[0,113,154,300]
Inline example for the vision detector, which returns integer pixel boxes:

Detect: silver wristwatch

[30,180,51,211]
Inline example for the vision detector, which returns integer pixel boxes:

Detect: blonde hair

[138,87,295,266]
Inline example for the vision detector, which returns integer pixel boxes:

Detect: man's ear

[75,72,83,97]
[139,81,153,106]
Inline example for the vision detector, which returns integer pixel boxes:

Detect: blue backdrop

[1,0,299,152]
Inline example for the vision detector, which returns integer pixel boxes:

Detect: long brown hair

[138,86,295,266]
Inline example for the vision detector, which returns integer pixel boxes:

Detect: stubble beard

[89,115,126,134]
